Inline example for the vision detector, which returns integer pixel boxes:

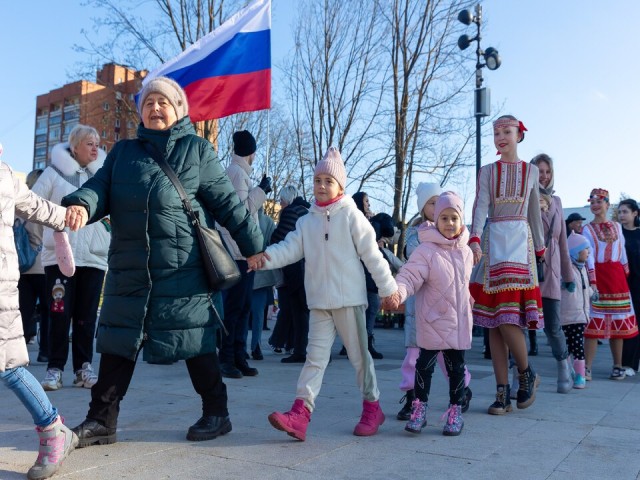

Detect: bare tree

[380,0,477,255]
[76,0,246,140]
[284,0,389,192]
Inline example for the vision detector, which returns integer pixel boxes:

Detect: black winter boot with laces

[517,365,540,409]
[396,389,415,420]
[487,384,512,415]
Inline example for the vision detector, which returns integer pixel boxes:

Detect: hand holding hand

[65,206,88,231]
[247,251,271,271]
[470,242,482,265]
[382,291,401,311]
[258,174,272,194]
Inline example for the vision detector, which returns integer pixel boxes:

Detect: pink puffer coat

[396,225,473,351]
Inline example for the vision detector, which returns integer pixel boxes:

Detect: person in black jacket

[269,186,310,363]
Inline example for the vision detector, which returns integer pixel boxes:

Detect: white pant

[296,306,379,411]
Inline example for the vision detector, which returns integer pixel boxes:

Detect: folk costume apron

[470,161,544,329]
[583,222,637,339]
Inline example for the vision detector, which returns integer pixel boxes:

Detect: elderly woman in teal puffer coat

[63,77,263,446]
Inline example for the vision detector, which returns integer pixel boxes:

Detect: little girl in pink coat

[386,191,473,436]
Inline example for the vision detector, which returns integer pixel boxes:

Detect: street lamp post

[457,4,501,178]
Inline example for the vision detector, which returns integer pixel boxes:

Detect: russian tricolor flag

[143,0,271,121]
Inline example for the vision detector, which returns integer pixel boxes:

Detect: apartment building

[33,63,147,169]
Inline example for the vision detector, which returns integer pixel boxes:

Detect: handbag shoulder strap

[138,139,201,227]
[545,212,556,248]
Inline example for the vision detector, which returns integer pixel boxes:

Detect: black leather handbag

[140,140,241,291]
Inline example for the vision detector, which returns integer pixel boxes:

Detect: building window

[49,115,61,125]
[115,133,120,141]
[129,93,135,101]
[63,122,77,135]
[65,109,79,121]
[101,145,108,152]
[115,119,121,128]
[35,161,46,169]
[35,134,46,144]
[103,102,110,111]
[36,119,47,130]
[115,105,121,113]
[51,103,61,112]
[35,146,47,157]
[101,130,107,139]
[127,120,135,129]
[49,128,60,141]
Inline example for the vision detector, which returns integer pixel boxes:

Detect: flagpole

[266,109,270,177]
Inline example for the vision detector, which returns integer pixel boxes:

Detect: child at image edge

[386,191,473,435]
[253,146,397,441]
[0,142,78,479]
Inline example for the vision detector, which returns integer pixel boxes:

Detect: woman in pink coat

[530,154,574,394]
[386,192,473,437]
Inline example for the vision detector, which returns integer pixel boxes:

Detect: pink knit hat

[434,191,464,222]
[315,147,347,189]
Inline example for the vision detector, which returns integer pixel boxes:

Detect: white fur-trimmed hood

[51,142,106,176]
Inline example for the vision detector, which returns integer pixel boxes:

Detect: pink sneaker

[353,399,385,436]
[28,416,78,480]
[268,399,311,441]
[53,231,75,277]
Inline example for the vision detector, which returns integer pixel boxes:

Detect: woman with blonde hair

[32,124,110,392]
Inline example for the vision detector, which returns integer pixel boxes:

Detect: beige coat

[0,162,66,372]
[218,154,266,260]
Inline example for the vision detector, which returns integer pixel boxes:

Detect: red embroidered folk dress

[469,161,545,329]
[582,221,638,339]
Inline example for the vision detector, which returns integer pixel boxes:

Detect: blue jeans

[250,287,271,351]
[0,366,57,427]
[542,298,568,361]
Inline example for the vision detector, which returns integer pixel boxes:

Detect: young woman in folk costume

[468,115,545,415]
[582,189,638,380]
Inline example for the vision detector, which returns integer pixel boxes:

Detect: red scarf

[316,194,344,207]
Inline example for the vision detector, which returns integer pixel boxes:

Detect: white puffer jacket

[0,162,66,371]
[264,196,396,310]
[30,143,110,271]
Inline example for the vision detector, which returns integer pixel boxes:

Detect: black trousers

[622,298,640,370]
[219,261,255,365]
[282,286,309,356]
[415,348,466,405]
[87,352,228,429]
[18,273,48,349]
[45,265,105,372]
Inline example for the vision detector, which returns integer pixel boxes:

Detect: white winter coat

[0,162,66,371]
[560,263,591,326]
[263,196,396,310]
[30,142,109,271]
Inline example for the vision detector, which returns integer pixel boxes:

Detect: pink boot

[27,416,78,480]
[268,399,311,441]
[53,231,75,277]
[353,399,385,436]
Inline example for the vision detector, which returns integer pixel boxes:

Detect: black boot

[528,330,538,356]
[487,384,512,415]
[251,344,264,361]
[186,415,232,441]
[460,386,473,413]
[517,366,540,409]
[368,335,383,360]
[396,389,415,420]
[235,359,258,377]
[72,419,117,448]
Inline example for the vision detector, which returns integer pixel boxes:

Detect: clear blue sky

[1,1,638,214]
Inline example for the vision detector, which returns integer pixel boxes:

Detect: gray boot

[557,358,572,394]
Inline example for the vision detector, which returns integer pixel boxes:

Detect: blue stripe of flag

[169,30,271,85]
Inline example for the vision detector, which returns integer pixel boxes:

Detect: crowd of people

[1,78,639,479]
